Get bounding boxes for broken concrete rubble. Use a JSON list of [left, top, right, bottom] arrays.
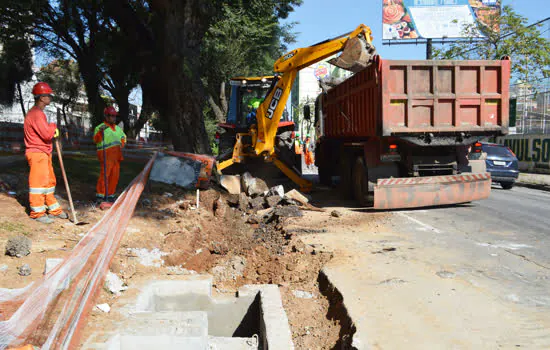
[[250, 196, 265, 210], [219, 175, 241, 194], [241, 172, 269, 197], [18, 264, 31, 276], [284, 189, 309, 206], [5, 235, 32, 258], [238, 193, 250, 211], [265, 195, 282, 208], [105, 271, 127, 295], [267, 185, 285, 198]]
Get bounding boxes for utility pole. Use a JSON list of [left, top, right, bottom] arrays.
[[426, 39, 433, 59]]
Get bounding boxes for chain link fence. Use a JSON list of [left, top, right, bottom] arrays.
[[512, 77, 550, 135]]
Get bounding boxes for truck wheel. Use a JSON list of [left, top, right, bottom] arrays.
[[339, 152, 353, 199], [318, 164, 332, 186], [352, 157, 370, 206]]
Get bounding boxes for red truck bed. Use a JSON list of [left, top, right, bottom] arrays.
[[323, 57, 510, 138]]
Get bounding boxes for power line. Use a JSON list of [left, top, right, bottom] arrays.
[[447, 16, 550, 58]]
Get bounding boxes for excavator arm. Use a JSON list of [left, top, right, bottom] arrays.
[[217, 24, 376, 192], [254, 24, 376, 156]]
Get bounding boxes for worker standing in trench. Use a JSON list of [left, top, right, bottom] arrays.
[[93, 106, 126, 203], [24, 82, 68, 224]]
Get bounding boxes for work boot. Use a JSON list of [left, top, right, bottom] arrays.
[[49, 212, 69, 219], [107, 195, 117, 203], [33, 215, 54, 224]]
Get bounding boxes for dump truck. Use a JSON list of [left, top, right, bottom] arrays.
[[313, 56, 511, 209]]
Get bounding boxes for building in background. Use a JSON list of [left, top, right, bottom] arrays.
[[290, 55, 353, 139]]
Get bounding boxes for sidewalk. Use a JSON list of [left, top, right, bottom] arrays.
[[516, 172, 550, 191]]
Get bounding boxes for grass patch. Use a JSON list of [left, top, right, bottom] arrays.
[[0, 221, 32, 236]]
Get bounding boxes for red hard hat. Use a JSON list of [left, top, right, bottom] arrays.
[[32, 82, 54, 96], [104, 106, 118, 116]]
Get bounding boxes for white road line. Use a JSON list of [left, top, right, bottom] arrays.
[[396, 212, 442, 234]]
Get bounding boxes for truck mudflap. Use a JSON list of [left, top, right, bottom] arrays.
[[374, 173, 492, 210]]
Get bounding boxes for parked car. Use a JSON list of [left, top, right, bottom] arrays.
[[470, 142, 519, 189]]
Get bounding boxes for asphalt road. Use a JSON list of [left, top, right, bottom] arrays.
[[385, 185, 550, 348], [300, 184, 550, 349]]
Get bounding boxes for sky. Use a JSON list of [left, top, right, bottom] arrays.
[[283, 0, 549, 60]]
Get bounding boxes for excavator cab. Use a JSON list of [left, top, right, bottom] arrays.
[[218, 76, 295, 156]]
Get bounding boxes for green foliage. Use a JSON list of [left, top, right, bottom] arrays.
[[0, 38, 33, 105], [434, 6, 550, 84], [36, 59, 82, 109], [201, 0, 301, 121]]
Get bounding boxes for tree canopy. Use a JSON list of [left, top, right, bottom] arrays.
[[434, 6, 550, 84], [0, 0, 302, 152]]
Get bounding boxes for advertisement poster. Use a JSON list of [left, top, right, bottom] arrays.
[[382, 0, 501, 40]]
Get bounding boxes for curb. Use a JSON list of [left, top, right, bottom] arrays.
[[515, 182, 550, 193]]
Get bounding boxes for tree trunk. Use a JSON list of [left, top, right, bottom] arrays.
[[16, 82, 26, 116], [149, 0, 216, 153], [128, 90, 154, 139], [78, 57, 104, 130], [61, 103, 72, 143], [207, 94, 226, 122], [114, 90, 131, 133]]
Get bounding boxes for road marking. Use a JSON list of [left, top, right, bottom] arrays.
[[396, 212, 442, 234], [477, 242, 532, 250]]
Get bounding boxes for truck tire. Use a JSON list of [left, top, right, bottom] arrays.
[[339, 151, 353, 199], [318, 164, 332, 186], [352, 157, 370, 207]]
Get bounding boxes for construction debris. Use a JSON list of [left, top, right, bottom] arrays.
[[95, 303, 111, 313], [292, 290, 315, 299], [104, 271, 127, 295], [5, 235, 32, 258], [220, 175, 242, 194], [331, 210, 342, 218], [18, 264, 31, 276], [284, 189, 309, 206], [241, 172, 269, 197]]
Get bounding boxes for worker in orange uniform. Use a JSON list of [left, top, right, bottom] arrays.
[[24, 82, 68, 224], [304, 134, 315, 169], [93, 106, 126, 202]]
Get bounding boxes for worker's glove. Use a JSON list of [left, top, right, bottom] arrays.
[[54, 128, 59, 138]]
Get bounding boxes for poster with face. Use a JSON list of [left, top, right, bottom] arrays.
[[382, 0, 501, 40]]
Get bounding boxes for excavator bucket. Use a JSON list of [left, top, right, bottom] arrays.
[[328, 36, 376, 73], [374, 173, 492, 210]]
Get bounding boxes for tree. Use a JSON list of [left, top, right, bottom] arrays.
[[201, 1, 300, 122], [0, 37, 34, 115], [0, 2, 34, 114], [36, 59, 83, 141], [434, 6, 550, 85]]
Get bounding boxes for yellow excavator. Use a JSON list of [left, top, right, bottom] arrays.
[[216, 24, 377, 192]]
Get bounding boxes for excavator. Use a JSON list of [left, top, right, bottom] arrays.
[[216, 24, 377, 192]]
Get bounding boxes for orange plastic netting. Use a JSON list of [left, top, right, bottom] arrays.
[[0, 154, 157, 349]]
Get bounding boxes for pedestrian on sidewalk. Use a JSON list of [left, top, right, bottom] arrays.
[[24, 82, 68, 224], [93, 106, 126, 203]]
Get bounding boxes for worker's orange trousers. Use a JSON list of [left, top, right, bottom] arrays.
[[305, 150, 314, 166], [26, 152, 63, 218], [96, 152, 121, 199]]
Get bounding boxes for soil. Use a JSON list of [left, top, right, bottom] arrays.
[[0, 161, 351, 349]]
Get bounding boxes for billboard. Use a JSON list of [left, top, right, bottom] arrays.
[[382, 0, 501, 40]]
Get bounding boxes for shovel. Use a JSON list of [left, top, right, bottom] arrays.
[[54, 138, 88, 225]]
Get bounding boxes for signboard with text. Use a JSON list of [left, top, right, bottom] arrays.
[[382, 0, 501, 40], [497, 135, 550, 173]]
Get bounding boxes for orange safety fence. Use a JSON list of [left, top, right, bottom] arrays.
[[0, 153, 158, 349]]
